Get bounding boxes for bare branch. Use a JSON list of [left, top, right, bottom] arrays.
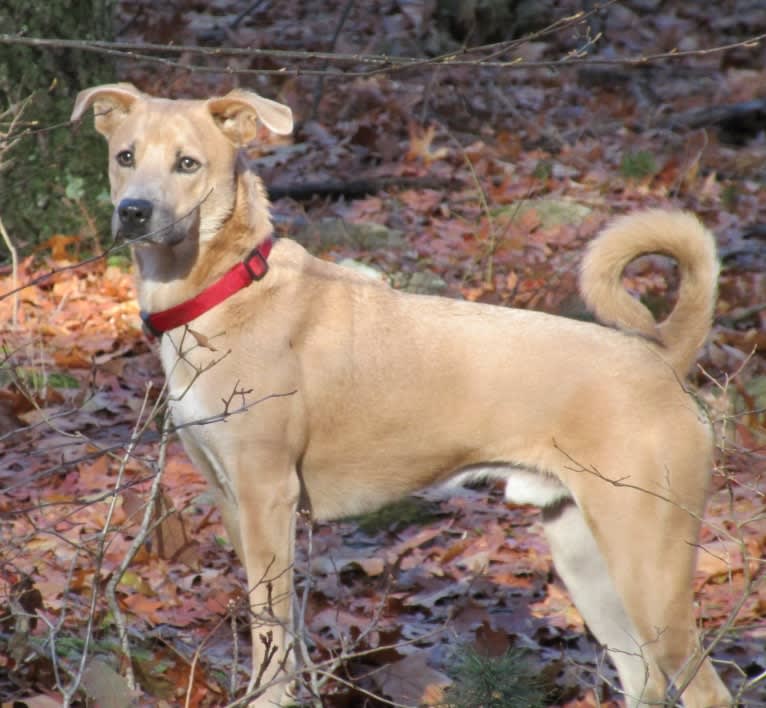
[[0, 27, 763, 80], [104, 400, 171, 691]]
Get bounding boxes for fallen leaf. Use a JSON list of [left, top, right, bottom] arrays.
[[373, 651, 451, 705], [82, 658, 140, 708], [406, 124, 449, 164], [188, 327, 217, 351], [36, 234, 81, 261]]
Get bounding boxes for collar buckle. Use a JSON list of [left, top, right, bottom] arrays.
[[243, 247, 269, 281], [140, 309, 161, 339]]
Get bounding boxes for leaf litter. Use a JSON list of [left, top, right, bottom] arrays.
[[1, 1, 765, 705]]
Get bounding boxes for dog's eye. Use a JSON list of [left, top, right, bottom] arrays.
[[116, 150, 134, 167], [177, 156, 201, 173]]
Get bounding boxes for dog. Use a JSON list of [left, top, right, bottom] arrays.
[[71, 84, 732, 707]]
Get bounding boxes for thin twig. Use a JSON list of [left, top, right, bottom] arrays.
[[59, 383, 155, 703], [0, 98, 28, 327], [309, 0, 354, 122], [0, 217, 18, 327], [0, 28, 763, 78], [230, 0, 267, 30], [104, 397, 170, 690], [0, 187, 214, 302], [184, 611, 232, 708]]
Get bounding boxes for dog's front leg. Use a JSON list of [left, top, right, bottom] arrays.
[[235, 456, 300, 706]]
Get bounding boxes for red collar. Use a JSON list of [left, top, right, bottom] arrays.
[[141, 237, 274, 338]]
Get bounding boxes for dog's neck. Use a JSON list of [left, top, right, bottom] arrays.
[[133, 161, 273, 314]]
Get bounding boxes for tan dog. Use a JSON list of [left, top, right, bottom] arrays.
[[71, 84, 732, 707]]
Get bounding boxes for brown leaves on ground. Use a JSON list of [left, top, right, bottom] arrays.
[[2, 1, 766, 705]]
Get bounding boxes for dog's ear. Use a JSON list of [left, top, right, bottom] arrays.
[[207, 90, 293, 144], [71, 83, 143, 138]]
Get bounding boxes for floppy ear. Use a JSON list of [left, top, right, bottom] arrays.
[[70, 83, 143, 138], [207, 90, 293, 145]]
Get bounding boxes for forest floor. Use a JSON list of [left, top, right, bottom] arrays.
[[1, 1, 765, 706]]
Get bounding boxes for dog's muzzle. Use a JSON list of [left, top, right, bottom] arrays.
[[114, 197, 192, 246]]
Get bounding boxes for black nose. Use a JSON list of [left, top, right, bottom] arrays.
[[118, 199, 153, 231]]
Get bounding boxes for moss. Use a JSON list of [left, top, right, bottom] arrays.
[[348, 496, 444, 535], [619, 150, 658, 180], [0, 1, 115, 251]]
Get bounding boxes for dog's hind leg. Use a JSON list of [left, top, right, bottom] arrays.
[[542, 498, 666, 706], [543, 480, 731, 708]]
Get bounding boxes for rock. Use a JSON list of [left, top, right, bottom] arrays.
[[337, 258, 387, 282], [501, 198, 592, 229], [391, 270, 448, 294], [293, 218, 405, 251], [337, 259, 448, 295]]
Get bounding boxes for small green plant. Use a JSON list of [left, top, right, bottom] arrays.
[[0, 365, 80, 391], [106, 253, 133, 270], [445, 645, 550, 708], [532, 160, 552, 180], [348, 496, 443, 535], [721, 183, 739, 210], [620, 150, 658, 180]]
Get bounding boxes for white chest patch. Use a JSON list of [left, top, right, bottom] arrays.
[[160, 339, 239, 504]]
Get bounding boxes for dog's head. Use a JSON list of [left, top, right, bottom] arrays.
[[71, 83, 293, 249]]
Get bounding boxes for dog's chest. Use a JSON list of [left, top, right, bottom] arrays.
[[159, 338, 219, 419], [158, 336, 238, 494]]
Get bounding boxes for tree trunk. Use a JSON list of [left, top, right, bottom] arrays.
[[0, 1, 116, 246]]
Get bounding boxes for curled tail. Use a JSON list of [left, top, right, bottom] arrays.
[[579, 210, 719, 377]]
